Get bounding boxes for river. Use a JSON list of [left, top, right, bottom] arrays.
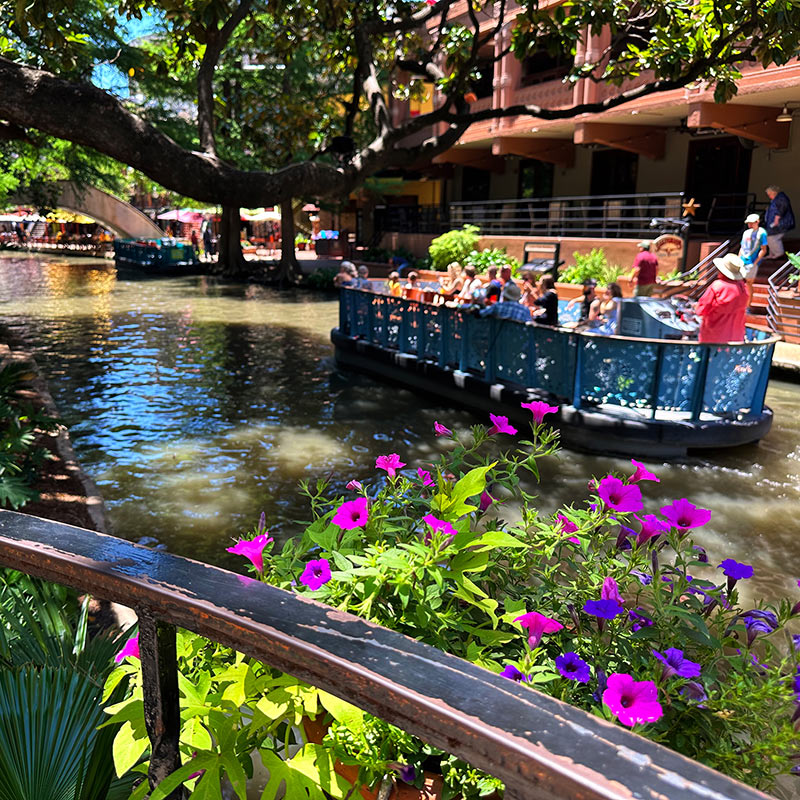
[[1, 252, 798, 605]]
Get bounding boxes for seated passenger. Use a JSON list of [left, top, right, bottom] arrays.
[[404, 271, 420, 290], [481, 266, 503, 305], [520, 272, 538, 309], [387, 271, 402, 296], [352, 265, 372, 290], [564, 279, 598, 325], [440, 262, 464, 295], [531, 275, 559, 327], [479, 281, 531, 322], [455, 266, 482, 304], [589, 282, 623, 335], [333, 261, 356, 288]]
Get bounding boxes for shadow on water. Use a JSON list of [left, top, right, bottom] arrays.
[[0, 253, 799, 601]]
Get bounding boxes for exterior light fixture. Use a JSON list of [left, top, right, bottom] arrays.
[[776, 105, 794, 123]]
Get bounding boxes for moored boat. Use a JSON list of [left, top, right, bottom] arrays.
[[113, 238, 199, 271]]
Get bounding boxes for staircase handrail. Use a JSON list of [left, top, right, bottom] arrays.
[[766, 259, 796, 334], [657, 240, 730, 300]]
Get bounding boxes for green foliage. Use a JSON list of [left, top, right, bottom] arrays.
[[111, 416, 798, 798], [786, 252, 800, 284], [463, 248, 521, 276], [304, 267, 338, 291], [0, 362, 60, 510], [428, 226, 481, 271], [559, 248, 625, 285]]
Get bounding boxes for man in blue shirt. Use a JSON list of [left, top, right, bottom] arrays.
[[479, 281, 531, 322], [764, 185, 795, 258], [739, 212, 767, 306]]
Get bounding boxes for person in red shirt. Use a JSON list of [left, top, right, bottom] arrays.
[[694, 254, 749, 343], [629, 240, 660, 296]]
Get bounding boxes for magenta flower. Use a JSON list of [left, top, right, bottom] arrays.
[[652, 648, 701, 679], [433, 421, 452, 437], [487, 414, 517, 436], [332, 496, 369, 529], [556, 514, 580, 543], [345, 479, 362, 492], [520, 400, 558, 424], [603, 673, 663, 726], [300, 558, 332, 590], [226, 533, 273, 573], [417, 467, 435, 488], [629, 459, 660, 483], [583, 599, 624, 620], [422, 513, 457, 543], [600, 577, 623, 605], [597, 475, 643, 513], [555, 652, 591, 683], [633, 514, 668, 547], [376, 453, 406, 477], [115, 634, 140, 663], [479, 491, 495, 512], [660, 498, 711, 530], [514, 611, 563, 649]]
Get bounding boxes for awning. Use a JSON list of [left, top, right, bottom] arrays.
[[242, 208, 281, 222], [157, 209, 205, 223]]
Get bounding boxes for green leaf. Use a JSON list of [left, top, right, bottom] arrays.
[[112, 720, 149, 777], [318, 691, 364, 730], [471, 531, 528, 551]]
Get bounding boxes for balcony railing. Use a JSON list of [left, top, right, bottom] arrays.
[[0, 510, 773, 800]]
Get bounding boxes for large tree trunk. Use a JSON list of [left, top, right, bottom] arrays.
[[218, 205, 247, 277], [278, 200, 299, 285]]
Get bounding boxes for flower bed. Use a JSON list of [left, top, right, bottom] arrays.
[[106, 410, 799, 799]]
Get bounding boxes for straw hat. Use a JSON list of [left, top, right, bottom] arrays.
[[712, 253, 747, 281], [744, 213, 760, 224], [502, 281, 522, 301]]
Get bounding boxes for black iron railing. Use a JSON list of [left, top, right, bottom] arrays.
[[0, 511, 773, 800]]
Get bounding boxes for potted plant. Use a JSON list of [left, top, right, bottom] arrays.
[[295, 234, 311, 251]]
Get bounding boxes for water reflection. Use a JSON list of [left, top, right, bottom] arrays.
[[0, 253, 798, 603]]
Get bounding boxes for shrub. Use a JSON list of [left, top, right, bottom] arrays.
[[560, 248, 625, 285], [463, 247, 521, 275], [108, 413, 799, 799], [787, 251, 800, 284], [304, 266, 338, 290], [428, 225, 480, 271]]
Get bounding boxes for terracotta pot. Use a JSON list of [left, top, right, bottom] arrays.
[[302, 717, 444, 800]]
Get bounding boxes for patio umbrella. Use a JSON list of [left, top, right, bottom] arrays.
[[302, 203, 320, 212], [243, 208, 281, 222]]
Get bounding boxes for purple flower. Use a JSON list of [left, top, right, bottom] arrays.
[[422, 513, 457, 543], [433, 421, 452, 437], [793, 634, 800, 652], [396, 765, 416, 784], [629, 607, 653, 631], [629, 459, 660, 483], [300, 558, 332, 590], [632, 514, 667, 547], [601, 577, 623, 605], [597, 475, 643, 513], [332, 497, 369, 530], [555, 652, 591, 683], [345, 479, 362, 491], [652, 648, 701, 679], [739, 609, 778, 646], [660, 498, 711, 531], [718, 559, 753, 580], [583, 599, 624, 620], [631, 570, 652, 587], [376, 453, 405, 477], [603, 673, 663, 727], [692, 545, 709, 563], [520, 400, 558, 424], [500, 664, 529, 683], [115, 634, 140, 663], [479, 491, 496, 512], [556, 514, 580, 543], [514, 611, 563, 649], [226, 533, 273, 573], [487, 413, 517, 436], [417, 467, 435, 488], [679, 681, 708, 705]]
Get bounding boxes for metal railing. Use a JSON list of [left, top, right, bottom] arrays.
[[340, 289, 777, 421], [767, 259, 800, 340], [657, 240, 731, 301], [0, 510, 773, 800]]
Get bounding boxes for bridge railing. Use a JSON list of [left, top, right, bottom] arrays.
[[0, 510, 771, 800], [340, 289, 777, 420]]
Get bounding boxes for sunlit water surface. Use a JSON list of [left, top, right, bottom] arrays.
[[1, 253, 799, 607]]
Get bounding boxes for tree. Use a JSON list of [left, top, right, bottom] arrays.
[[2, 0, 799, 278]]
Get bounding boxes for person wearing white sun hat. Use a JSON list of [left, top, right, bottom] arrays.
[[693, 254, 749, 343], [739, 212, 767, 307]]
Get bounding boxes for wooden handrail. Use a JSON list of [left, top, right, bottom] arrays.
[[0, 510, 770, 800]]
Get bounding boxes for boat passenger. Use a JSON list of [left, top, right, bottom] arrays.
[[333, 261, 357, 288], [440, 262, 464, 296], [590, 283, 623, 335], [352, 265, 372, 290], [387, 271, 402, 296], [693, 254, 748, 343], [482, 266, 503, 305], [565, 279, 597, 325], [404, 271, 420, 290], [478, 281, 530, 322], [520, 271, 538, 309], [456, 266, 482, 303], [531, 275, 559, 326]]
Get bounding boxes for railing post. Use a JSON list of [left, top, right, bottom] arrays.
[[439, 308, 450, 368], [690, 347, 711, 421], [418, 303, 426, 358], [527, 325, 537, 388], [571, 335, 583, 409], [649, 344, 664, 419], [399, 300, 409, 353], [459, 313, 470, 372], [138, 608, 183, 799], [367, 293, 375, 343], [485, 318, 497, 381]]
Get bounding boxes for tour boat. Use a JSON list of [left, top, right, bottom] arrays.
[[332, 287, 778, 458], [113, 238, 199, 271]]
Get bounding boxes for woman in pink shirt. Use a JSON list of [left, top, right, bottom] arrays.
[[694, 254, 749, 343]]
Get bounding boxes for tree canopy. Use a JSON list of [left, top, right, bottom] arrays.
[[2, 0, 799, 270]]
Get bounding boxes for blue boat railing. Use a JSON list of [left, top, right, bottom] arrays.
[[339, 290, 778, 421], [113, 239, 198, 267]]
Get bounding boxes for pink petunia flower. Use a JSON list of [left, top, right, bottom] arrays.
[[603, 673, 663, 726], [556, 514, 580, 543], [514, 611, 563, 649], [629, 459, 659, 483], [422, 513, 458, 543], [479, 491, 495, 512], [417, 467, 435, 488], [226, 533, 273, 573], [520, 400, 558, 424], [376, 453, 406, 477], [597, 475, 643, 513], [487, 414, 517, 436], [332, 497, 369, 530], [115, 634, 140, 664], [633, 514, 668, 547], [346, 479, 363, 492], [300, 558, 332, 590], [601, 576, 624, 605], [660, 498, 711, 531], [433, 421, 452, 437]]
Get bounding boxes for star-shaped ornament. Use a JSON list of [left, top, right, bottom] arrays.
[[682, 197, 701, 217]]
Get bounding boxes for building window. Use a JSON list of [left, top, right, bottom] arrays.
[[461, 167, 491, 202], [590, 149, 639, 195], [518, 159, 554, 199], [520, 51, 573, 87], [471, 59, 495, 98]]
